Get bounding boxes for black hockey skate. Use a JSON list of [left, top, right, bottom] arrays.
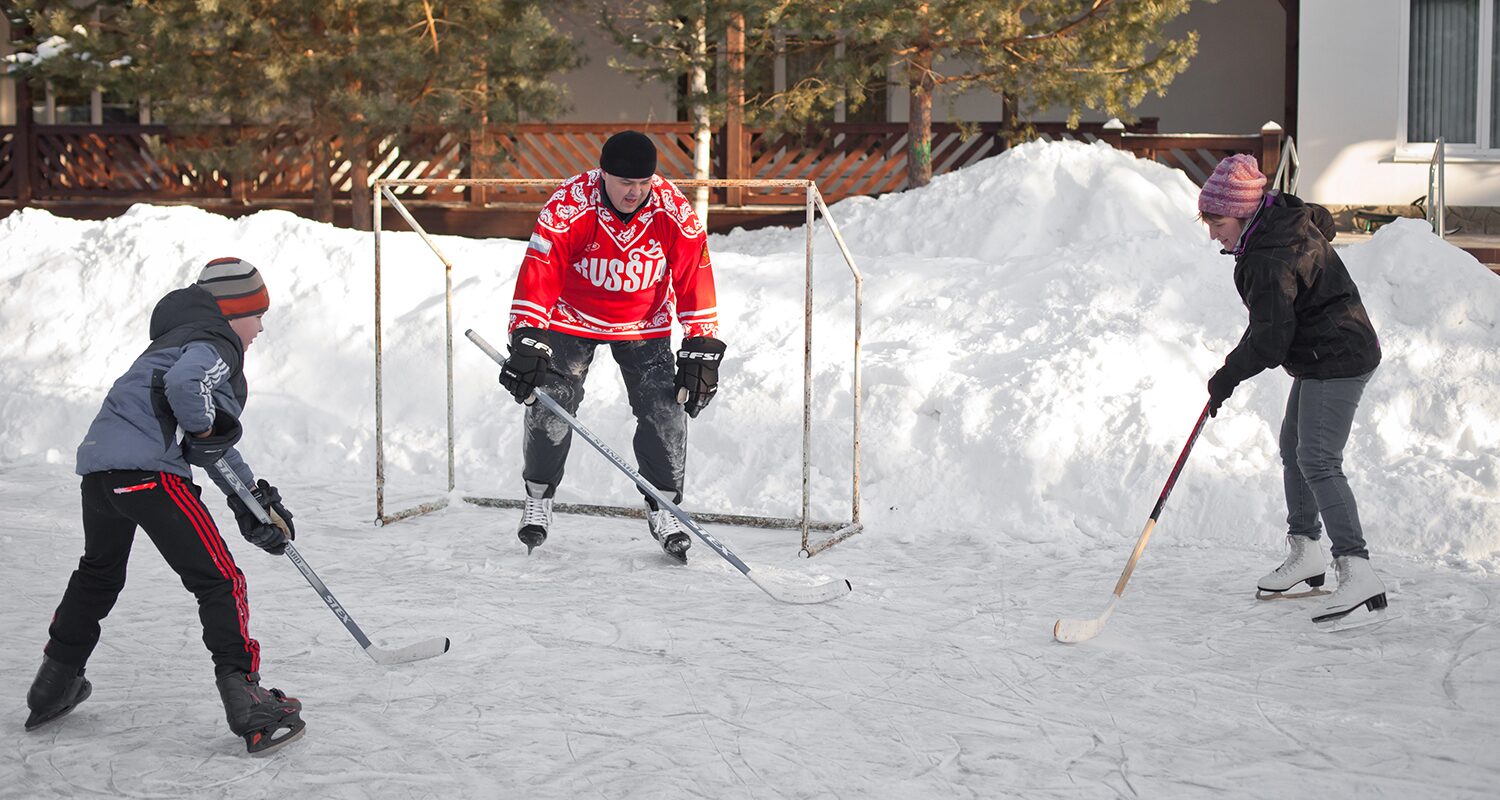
[[517, 525, 547, 555], [216, 671, 306, 756], [648, 508, 691, 564], [517, 481, 553, 555], [25, 656, 92, 731]]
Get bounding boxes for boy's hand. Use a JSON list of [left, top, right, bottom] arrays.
[[181, 409, 243, 467], [226, 479, 295, 555]]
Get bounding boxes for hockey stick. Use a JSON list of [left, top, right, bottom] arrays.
[[212, 459, 451, 664], [467, 329, 851, 605], [1053, 402, 1210, 643]]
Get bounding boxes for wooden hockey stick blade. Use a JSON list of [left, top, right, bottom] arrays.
[[365, 636, 451, 665], [1053, 596, 1119, 643]]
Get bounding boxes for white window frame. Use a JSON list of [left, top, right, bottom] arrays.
[[1396, 0, 1500, 161]]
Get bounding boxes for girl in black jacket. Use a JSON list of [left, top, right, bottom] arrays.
[[1198, 154, 1387, 629]]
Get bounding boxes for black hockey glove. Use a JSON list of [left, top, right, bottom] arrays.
[[1207, 368, 1238, 418], [226, 479, 295, 556], [499, 327, 553, 405], [674, 336, 727, 419], [181, 408, 244, 468]]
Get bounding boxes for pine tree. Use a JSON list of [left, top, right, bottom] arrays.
[[773, 0, 1198, 187], [598, 1, 775, 219], [10, 0, 577, 227]]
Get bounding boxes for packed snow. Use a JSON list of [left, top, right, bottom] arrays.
[[1, 140, 1497, 798]]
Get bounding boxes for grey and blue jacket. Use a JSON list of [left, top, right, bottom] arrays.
[[76, 285, 257, 495]]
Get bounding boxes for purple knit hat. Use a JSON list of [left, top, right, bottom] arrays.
[[1198, 154, 1267, 218]]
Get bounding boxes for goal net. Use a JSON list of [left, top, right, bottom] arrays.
[[371, 177, 863, 556]]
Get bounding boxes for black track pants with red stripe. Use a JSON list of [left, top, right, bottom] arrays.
[[45, 470, 260, 677]]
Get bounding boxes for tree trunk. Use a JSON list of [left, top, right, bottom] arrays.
[[691, 12, 711, 223], [349, 132, 372, 231], [724, 14, 746, 207], [470, 72, 492, 208], [311, 136, 334, 224], [907, 46, 935, 188]]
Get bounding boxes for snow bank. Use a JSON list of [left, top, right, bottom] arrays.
[[1, 139, 1496, 566]]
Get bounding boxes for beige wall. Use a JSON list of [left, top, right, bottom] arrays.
[[1129, 0, 1287, 133], [1299, 0, 1500, 206], [547, 9, 678, 124], [555, 2, 1289, 137], [900, 0, 1288, 134]]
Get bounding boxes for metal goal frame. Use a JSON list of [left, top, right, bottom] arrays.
[[372, 177, 863, 557]]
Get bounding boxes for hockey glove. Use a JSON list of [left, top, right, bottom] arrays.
[[674, 336, 727, 419], [181, 408, 244, 468], [1207, 368, 1238, 418], [226, 479, 295, 556], [499, 327, 553, 405]]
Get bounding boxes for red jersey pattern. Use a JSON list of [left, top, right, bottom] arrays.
[[508, 170, 719, 341]]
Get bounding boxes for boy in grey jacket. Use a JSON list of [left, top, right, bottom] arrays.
[[25, 257, 306, 755]]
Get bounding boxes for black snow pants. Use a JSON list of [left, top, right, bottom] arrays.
[[522, 333, 686, 508], [44, 470, 260, 678]]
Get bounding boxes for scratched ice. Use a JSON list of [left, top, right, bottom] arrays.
[[2, 141, 1496, 798]]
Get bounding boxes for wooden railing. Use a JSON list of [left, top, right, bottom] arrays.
[[0, 119, 1280, 209], [0, 129, 15, 199]]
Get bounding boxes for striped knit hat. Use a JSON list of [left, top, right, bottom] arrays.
[[197, 257, 269, 319], [1198, 154, 1267, 219]]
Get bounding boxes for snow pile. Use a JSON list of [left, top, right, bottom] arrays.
[[1, 139, 1496, 566]]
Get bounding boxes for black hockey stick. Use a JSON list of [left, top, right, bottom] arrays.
[[468, 329, 851, 604], [212, 460, 450, 664], [1053, 402, 1210, 643]]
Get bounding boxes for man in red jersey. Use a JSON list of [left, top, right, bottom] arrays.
[[498, 131, 726, 562]]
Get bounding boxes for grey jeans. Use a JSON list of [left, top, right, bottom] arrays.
[[1280, 369, 1375, 559], [521, 333, 686, 508]]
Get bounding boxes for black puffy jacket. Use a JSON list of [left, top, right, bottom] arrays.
[[1219, 192, 1381, 384]]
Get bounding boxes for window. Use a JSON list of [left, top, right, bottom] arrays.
[[1405, 0, 1499, 151]]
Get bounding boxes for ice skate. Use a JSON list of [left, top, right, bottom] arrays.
[[24, 656, 92, 731], [1256, 535, 1329, 600], [216, 671, 306, 756], [647, 507, 691, 564], [1312, 556, 1389, 630], [517, 480, 553, 555]]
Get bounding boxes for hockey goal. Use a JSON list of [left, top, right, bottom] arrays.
[[371, 177, 863, 557]]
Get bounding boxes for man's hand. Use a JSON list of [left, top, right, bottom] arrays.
[[675, 337, 727, 419], [500, 327, 552, 405], [226, 479, 295, 555]]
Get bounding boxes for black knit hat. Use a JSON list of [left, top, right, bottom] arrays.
[[599, 131, 657, 179]]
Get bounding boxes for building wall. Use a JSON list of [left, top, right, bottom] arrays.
[[1300, 0, 1500, 206], [914, 0, 1288, 134], [546, 9, 679, 124], [554, 2, 1289, 137]]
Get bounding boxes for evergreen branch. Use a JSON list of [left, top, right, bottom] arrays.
[[421, 0, 439, 53]]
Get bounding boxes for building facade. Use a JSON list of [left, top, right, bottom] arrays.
[[1299, 0, 1500, 217]]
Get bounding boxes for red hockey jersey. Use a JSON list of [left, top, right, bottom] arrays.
[[508, 170, 719, 341]]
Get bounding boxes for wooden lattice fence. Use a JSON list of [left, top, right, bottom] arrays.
[[0, 120, 1280, 212], [0, 129, 15, 199]]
